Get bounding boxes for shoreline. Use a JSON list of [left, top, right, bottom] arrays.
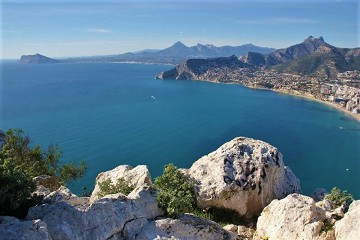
[[245, 85, 360, 123], [191, 79, 360, 123]]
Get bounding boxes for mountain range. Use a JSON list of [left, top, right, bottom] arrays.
[[20, 42, 275, 65], [157, 36, 360, 79]]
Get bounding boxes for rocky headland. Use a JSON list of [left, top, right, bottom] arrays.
[[20, 54, 60, 64], [0, 137, 358, 240], [156, 36, 360, 121]]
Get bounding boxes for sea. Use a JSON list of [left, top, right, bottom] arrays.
[[1, 61, 359, 198]]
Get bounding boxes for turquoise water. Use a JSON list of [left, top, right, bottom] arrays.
[[1, 62, 359, 197]]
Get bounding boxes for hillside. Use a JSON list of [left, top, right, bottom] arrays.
[[65, 42, 275, 64], [158, 36, 360, 79], [20, 54, 60, 64]]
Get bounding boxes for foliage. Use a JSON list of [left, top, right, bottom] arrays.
[[154, 163, 196, 218], [81, 186, 92, 197], [0, 128, 87, 217], [192, 207, 247, 227], [98, 177, 135, 197], [0, 129, 87, 185], [325, 187, 354, 210], [320, 219, 334, 234]]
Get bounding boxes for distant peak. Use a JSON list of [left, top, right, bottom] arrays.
[[172, 41, 187, 48], [304, 35, 325, 43]]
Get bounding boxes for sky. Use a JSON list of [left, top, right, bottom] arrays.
[[1, 0, 359, 59]]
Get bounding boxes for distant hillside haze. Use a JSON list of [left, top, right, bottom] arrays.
[[20, 42, 276, 64]]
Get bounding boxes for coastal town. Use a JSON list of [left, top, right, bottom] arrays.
[[197, 67, 360, 119]]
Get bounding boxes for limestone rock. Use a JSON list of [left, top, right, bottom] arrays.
[[237, 225, 255, 239], [136, 214, 235, 240], [254, 193, 327, 240], [90, 164, 152, 203], [0, 217, 50, 240], [335, 200, 360, 240], [26, 185, 163, 240], [188, 137, 301, 217], [33, 175, 61, 192]]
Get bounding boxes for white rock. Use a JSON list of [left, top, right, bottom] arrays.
[[26, 186, 163, 240], [254, 193, 328, 240], [90, 165, 152, 203], [335, 200, 360, 240], [188, 137, 301, 217], [135, 214, 235, 240], [0, 217, 50, 240]]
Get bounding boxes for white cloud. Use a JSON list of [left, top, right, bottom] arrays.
[[85, 28, 112, 33], [237, 17, 318, 25]]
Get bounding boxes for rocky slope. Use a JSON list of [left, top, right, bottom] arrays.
[[0, 137, 359, 240], [157, 36, 360, 79], [187, 137, 301, 218], [20, 54, 60, 64]]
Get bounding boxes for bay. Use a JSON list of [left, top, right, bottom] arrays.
[[1, 62, 359, 197]]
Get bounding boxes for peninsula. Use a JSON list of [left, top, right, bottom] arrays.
[[157, 36, 360, 121]]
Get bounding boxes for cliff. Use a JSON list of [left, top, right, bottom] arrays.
[[157, 36, 360, 80], [20, 54, 60, 64], [0, 137, 358, 240]]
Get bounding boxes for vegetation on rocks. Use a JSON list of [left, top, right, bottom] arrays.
[[154, 163, 196, 218], [97, 177, 135, 197], [0, 128, 87, 217], [325, 187, 354, 210]]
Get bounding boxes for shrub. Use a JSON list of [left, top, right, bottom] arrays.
[[192, 207, 247, 227], [0, 128, 87, 217], [325, 187, 354, 210], [98, 177, 135, 197], [154, 163, 196, 218]]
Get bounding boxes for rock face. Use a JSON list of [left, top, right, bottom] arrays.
[[20, 54, 60, 64], [335, 200, 360, 240], [254, 194, 327, 240], [188, 137, 301, 217], [136, 214, 235, 240], [0, 216, 50, 240], [25, 186, 163, 240], [33, 175, 61, 192], [90, 164, 152, 203]]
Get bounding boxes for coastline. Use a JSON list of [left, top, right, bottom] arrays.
[[255, 87, 360, 123], [194, 79, 360, 123]]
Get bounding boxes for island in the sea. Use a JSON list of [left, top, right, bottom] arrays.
[[20, 54, 60, 64]]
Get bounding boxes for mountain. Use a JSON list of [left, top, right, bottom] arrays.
[[67, 42, 276, 64], [20, 54, 60, 64], [158, 36, 360, 79]]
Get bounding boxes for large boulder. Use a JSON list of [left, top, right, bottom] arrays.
[[188, 137, 301, 217], [254, 194, 329, 240], [335, 200, 360, 240], [0, 216, 50, 240], [90, 165, 152, 203], [136, 214, 235, 240], [26, 186, 163, 240]]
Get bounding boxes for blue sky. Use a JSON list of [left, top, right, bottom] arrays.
[[1, 0, 359, 59]]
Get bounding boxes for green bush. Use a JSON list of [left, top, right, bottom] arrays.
[[325, 187, 354, 210], [0, 128, 87, 217], [154, 163, 196, 218], [98, 177, 135, 197]]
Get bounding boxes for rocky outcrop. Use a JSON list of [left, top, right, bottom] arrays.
[[25, 185, 163, 240], [254, 194, 329, 240], [136, 214, 235, 240], [0, 216, 50, 240], [33, 175, 61, 192], [187, 137, 301, 217], [335, 200, 360, 240], [90, 164, 152, 203], [20, 54, 60, 64]]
